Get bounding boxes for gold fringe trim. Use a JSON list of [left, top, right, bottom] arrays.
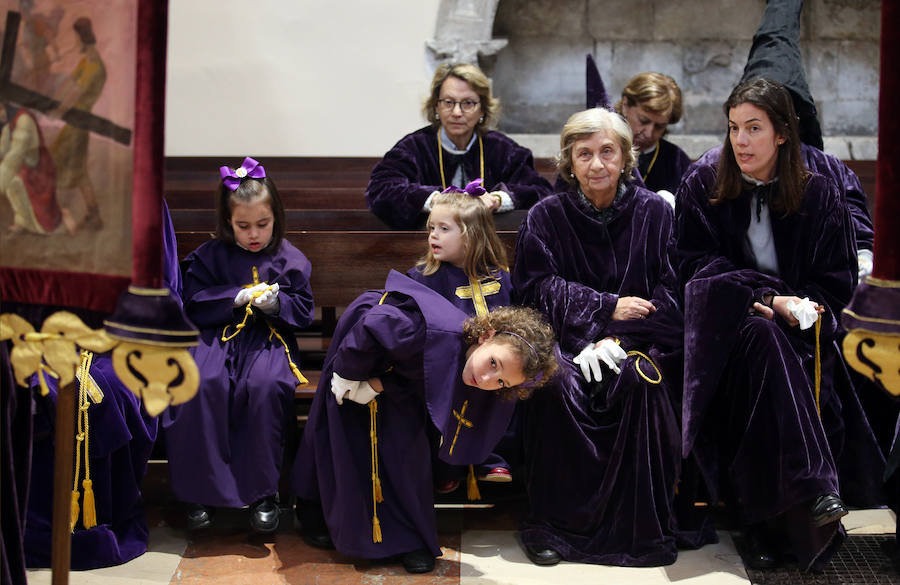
[[369, 400, 383, 542]]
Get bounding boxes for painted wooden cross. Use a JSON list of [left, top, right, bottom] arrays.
[[1, 10, 131, 145]]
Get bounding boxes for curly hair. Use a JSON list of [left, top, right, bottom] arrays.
[[416, 190, 508, 280], [462, 306, 558, 400]]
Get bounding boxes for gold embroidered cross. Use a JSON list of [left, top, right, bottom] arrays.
[[455, 278, 501, 317], [448, 399, 473, 456]]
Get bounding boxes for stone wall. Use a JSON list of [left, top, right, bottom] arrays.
[[486, 0, 880, 152]]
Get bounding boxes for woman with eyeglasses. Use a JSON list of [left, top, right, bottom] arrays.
[[365, 63, 553, 229]]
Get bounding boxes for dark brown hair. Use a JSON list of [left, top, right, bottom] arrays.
[[73, 17, 96, 46], [215, 173, 285, 254], [714, 78, 808, 215]]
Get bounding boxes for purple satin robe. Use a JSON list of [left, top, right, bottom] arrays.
[[1, 343, 30, 584], [292, 271, 516, 560], [675, 163, 866, 570], [366, 126, 553, 228], [163, 238, 314, 508], [512, 184, 709, 566]]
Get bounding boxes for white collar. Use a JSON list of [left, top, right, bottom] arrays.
[[439, 126, 477, 154]]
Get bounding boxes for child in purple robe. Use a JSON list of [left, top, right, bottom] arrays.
[[406, 181, 516, 494], [292, 271, 557, 574], [675, 79, 855, 571], [365, 63, 553, 229], [162, 157, 314, 534]]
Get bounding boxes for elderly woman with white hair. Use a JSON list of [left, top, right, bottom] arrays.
[[512, 108, 712, 566]]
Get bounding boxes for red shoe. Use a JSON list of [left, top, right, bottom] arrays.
[[435, 479, 460, 494], [478, 467, 512, 483]]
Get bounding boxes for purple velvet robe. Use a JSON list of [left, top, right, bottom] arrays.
[[638, 138, 691, 194], [512, 183, 708, 566], [690, 144, 874, 251], [406, 263, 515, 475], [19, 201, 181, 570], [292, 271, 516, 560], [366, 126, 553, 228], [1, 343, 30, 585], [675, 163, 862, 570], [163, 239, 314, 508], [24, 357, 156, 569]]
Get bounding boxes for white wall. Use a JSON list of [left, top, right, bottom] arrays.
[[165, 0, 441, 157]]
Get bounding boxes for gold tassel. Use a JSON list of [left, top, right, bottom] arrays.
[[81, 479, 97, 528], [70, 490, 80, 532], [373, 475, 384, 504], [372, 514, 383, 543], [814, 319, 822, 415], [467, 465, 482, 501]]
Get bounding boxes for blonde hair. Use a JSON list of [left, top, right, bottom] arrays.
[[423, 63, 501, 132], [416, 191, 508, 280], [463, 306, 559, 400], [615, 72, 684, 124], [557, 108, 637, 187]]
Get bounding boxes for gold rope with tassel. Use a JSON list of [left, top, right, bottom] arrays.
[[466, 465, 482, 501], [222, 267, 308, 385], [814, 318, 822, 415], [369, 400, 383, 543], [625, 350, 663, 385], [80, 351, 97, 528], [70, 351, 94, 531]]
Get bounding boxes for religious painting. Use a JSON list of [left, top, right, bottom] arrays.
[[0, 0, 136, 311]]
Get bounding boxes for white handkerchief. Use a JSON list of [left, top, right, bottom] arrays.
[[786, 297, 819, 330]]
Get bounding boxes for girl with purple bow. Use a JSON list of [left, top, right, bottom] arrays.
[[162, 157, 314, 534], [406, 179, 518, 494]]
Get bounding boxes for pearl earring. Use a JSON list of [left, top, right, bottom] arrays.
[[569, 172, 575, 178], [479, 116, 484, 123], [435, 113, 440, 120]]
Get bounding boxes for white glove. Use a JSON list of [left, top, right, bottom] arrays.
[[657, 190, 676, 209], [346, 380, 379, 404], [573, 338, 627, 383], [252, 282, 280, 313], [858, 249, 873, 281], [422, 190, 441, 213], [786, 297, 819, 330], [330, 373, 360, 405], [233, 282, 269, 307]]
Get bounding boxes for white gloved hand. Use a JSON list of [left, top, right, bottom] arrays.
[[330, 373, 361, 405], [345, 380, 379, 404], [858, 249, 873, 281], [786, 297, 819, 330], [595, 338, 628, 373], [233, 282, 269, 307], [422, 190, 442, 213], [574, 339, 627, 383], [252, 282, 280, 313], [657, 189, 676, 209]]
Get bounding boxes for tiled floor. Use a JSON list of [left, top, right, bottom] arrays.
[[24, 462, 899, 585]]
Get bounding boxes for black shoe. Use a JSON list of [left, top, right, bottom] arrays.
[[523, 543, 561, 566], [400, 549, 435, 573], [811, 493, 848, 527], [186, 503, 214, 531], [250, 497, 280, 533], [743, 528, 780, 570]]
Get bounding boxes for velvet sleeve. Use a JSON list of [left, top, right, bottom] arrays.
[[816, 152, 874, 251], [674, 165, 739, 286], [365, 134, 440, 229], [264, 243, 315, 332], [488, 134, 553, 209], [512, 208, 618, 355], [332, 301, 426, 382], [181, 246, 245, 330]]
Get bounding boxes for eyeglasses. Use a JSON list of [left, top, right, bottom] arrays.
[[436, 98, 480, 113]]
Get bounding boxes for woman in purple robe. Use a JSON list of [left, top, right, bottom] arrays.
[[675, 78, 855, 571], [512, 107, 711, 567], [292, 271, 557, 574], [365, 63, 553, 229], [615, 72, 691, 197], [162, 157, 314, 534]]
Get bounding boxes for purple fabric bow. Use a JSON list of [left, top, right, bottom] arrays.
[[219, 156, 266, 191], [441, 178, 486, 197]]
